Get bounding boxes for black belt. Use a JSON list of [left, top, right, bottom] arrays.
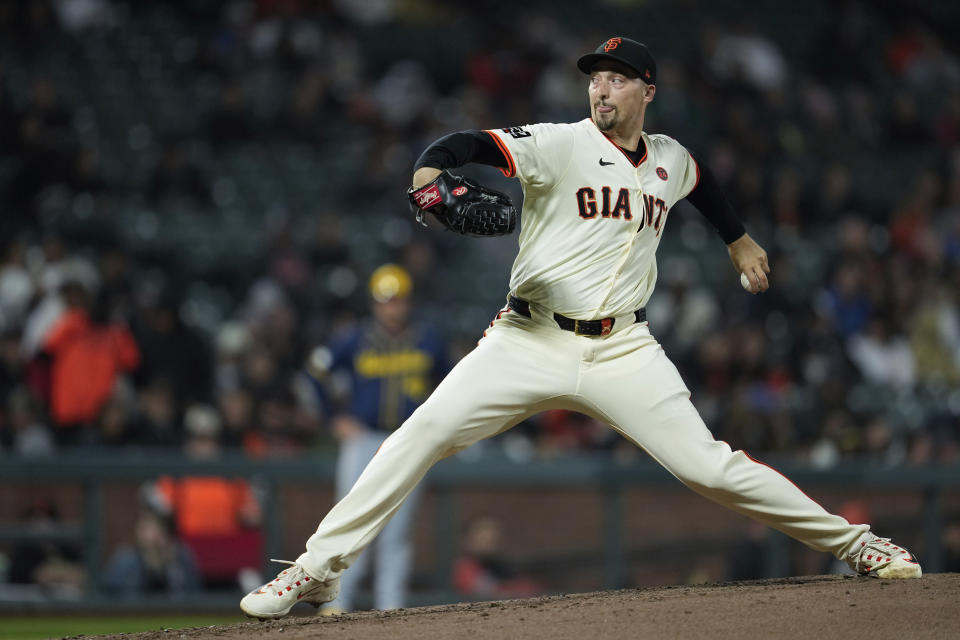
[[508, 296, 645, 337]]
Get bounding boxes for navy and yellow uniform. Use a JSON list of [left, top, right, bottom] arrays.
[[326, 321, 448, 433]]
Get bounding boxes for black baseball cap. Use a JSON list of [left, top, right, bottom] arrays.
[[577, 37, 656, 84]]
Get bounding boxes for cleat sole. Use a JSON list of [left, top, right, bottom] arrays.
[[241, 603, 295, 619], [876, 563, 922, 579]]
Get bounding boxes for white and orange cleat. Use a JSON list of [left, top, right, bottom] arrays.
[[240, 559, 340, 619], [846, 535, 922, 579]]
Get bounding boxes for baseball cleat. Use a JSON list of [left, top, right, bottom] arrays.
[[240, 559, 340, 619], [846, 535, 922, 579]]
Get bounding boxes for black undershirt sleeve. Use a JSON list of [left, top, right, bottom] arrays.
[[416, 134, 745, 243], [414, 130, 508, 171], [685, 154, 746, 245]]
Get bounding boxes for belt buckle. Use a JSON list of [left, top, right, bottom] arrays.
[[573, 318, 613, 336], [600, 318, 613, 337]]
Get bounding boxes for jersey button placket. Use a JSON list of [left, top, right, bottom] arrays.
[[634, 165, 647, 233]]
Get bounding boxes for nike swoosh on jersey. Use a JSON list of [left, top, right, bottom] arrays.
[[599, 158, 615, 166]]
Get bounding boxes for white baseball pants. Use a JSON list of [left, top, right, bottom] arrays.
[[325, 430, 420, 611], [298, 301, 869, 582]]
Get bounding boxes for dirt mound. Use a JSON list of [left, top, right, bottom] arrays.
[[85, 573, 959, 640]]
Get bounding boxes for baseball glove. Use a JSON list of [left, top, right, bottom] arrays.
[[407, 171, 517, 237]]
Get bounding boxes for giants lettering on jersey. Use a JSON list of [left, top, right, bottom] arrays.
[[642, 194, 668, 234], [576, 187, 632, 220]]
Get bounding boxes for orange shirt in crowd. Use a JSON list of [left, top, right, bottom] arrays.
[[155, 476, 261, 537], [44, 309, 140, 426]]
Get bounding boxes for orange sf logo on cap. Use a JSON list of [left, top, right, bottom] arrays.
[[604, 37, 622, 52]]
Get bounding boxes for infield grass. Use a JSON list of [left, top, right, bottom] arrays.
[[0, 615, 245, 639]]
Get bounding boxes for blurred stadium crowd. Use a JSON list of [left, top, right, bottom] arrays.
[[1, 0, 960, 472]]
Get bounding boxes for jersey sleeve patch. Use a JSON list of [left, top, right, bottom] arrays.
[[502, 126, 532, 139]]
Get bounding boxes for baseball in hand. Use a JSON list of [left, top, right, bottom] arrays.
[[740, 272, 752, 291]]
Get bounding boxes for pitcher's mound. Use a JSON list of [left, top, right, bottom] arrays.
[[92, 573, 959, 640]]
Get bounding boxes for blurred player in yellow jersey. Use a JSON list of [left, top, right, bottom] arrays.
[[308, 264, 449, 612]]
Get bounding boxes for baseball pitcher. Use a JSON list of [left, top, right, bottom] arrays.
[[241, 36, 920, 619]]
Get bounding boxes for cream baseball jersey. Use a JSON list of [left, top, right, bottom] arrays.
[[242, 36, 917, 621], [485, 119, 699, 319]]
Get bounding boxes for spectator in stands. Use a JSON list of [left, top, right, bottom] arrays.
[[95, 247, 134, 321], [847, 315, 916, 387], [132, 291, 212, 407], [6, 77, 74, 224], [3, 385, 54, 456], [769, 166, 807, 231], [910, 281, 960, 386], [239, 343, 282, 400], [861, 416, 901, 466], [887, 23, 960, 90], [217, 386, 257, 450], [537, 410, 623, 458], [452, 516, 541, 599], [93, 382, 137, 447], [152, 404, 263, 589], [43, 280, 139, 445], [645, 257, 720, 364], [101, 507, 201, 598], [0, 328, 28, 415], [20, 235, 100, 360], [131, 377, 180, 447], [212, 320, 253, 392], [819, 261, 872, 339], [890, 169, 941, 260], [244, 386, 310, 457], [0, 238, 34, 332], [707, 19, 789, 92], [6, 498, 85, 597]]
